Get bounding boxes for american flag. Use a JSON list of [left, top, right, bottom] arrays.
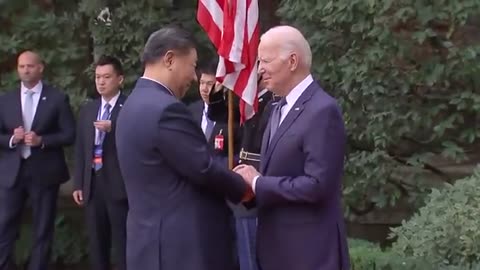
[[197, 0, 260, 122]]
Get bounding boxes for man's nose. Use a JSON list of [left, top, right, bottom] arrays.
[[257, 65, 265, 75]]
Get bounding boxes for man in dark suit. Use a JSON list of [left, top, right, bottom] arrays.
[[235, 25, 351, 270], [188, 59, 241, 160], [115, 26, 252, 270], [206, 72, 276, 270], [72, 55, 128, 270], [0, 50, 75, 270]]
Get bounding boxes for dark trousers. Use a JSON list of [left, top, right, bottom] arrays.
[[0, 159, 59, 270], [86, 169, 128, 270], [235, 217, 260, 270]]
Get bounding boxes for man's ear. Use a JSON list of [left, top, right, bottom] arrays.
[[289, 53, 299, 72], [39, 63, 45, 74], [164, 50, 175, 69]]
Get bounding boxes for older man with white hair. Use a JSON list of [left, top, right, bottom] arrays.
[[234, 25, 350, 270]]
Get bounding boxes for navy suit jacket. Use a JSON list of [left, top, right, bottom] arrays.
[[0, 84, 75, 188], [256, 80, 350, 270], [115, 78, 248, 270], [73, 94, 127, 203]]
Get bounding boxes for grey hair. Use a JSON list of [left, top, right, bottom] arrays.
[[141, 25, 196, 65]]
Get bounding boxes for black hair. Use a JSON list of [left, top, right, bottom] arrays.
[[141, 25, 196, 64], [95, 55, 124, 76]]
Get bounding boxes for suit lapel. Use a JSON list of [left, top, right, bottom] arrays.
[[209, 122, 224, 144], [261, 82, 317, 173], [13, 89, 24, 127], [85, 99, 101, 151], [31, 85, 49, 130], [109, 94, 126, 122], [260, 119, 271, 174], [197, 102, 204, 127]]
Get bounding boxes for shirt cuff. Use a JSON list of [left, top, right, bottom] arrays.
[[9, 135, 17, 149], [252, 175, 260, 193]]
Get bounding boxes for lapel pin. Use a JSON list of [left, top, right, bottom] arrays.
[[42, 96, 46, 101], [119, 104, 123, 107], [259, 98, 263, 102], [294, 107, 300, 111]]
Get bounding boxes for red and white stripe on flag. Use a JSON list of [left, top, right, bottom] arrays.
[[197, 0, 260, 123]]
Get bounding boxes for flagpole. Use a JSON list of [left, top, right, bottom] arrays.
[[227, 89, 234, 170], [226, 0, 235, 170]]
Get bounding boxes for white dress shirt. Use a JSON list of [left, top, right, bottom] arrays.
[[252, 74, 314, 192], [201, 103, 216, 135], [279, 74, 313, 125], [95, 92, 120, 145], [9, 81, 43, 148]]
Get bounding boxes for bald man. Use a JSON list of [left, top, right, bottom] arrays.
[[234, 26, 350, 270], [0, 50, 75, 270]]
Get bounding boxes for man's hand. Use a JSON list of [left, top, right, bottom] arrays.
[[233, 164, 260, 186], [94, 120, 112, 132], [24, 131, 42, 146], [213, 81, 224, 93], [241, 187, 255, 202], [72, 190, 84, 206], [12, 126, 25, 144]]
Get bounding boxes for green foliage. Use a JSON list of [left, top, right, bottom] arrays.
[[349, 238, 480, 269], [84, 1, 171, 91], [390, 167, 480, 266], [0, 0, 213, 113], [278, 0, 480, 217], [83, 0, 213, 97], [0, 3, 89, 114]]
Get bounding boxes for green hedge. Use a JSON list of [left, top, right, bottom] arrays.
[[349, 239, 480, 270], [391, 167, 480, 267]]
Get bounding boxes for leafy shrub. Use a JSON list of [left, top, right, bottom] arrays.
[[349, 238, 480, 269], [391, 167, 480, 267]]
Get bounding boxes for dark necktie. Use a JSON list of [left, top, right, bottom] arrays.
[[97, 103, 111, 144], [269, 98, 287, 143], [93, 103, 111, 171]]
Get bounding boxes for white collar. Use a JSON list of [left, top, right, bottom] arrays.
[[101, 91, 121, 109], [21, 81, 43, 94], [285, 74, 313, 106]]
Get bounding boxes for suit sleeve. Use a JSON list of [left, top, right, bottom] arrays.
[[155, 102, 248, 203], [0, 96, 11, 149], [73, 105, 87, 191], [255, 104, 346, 207], [41, 94, 76, 148]]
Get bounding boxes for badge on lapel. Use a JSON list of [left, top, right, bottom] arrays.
[[42, 96, 47, 101], [214, 129, 224, 150]]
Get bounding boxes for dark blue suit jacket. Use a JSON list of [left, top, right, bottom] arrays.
[[256, 80, 350, 270], [0, 84, 75, 188], [115, 78, 248, 270]]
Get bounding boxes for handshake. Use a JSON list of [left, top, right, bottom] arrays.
[[233, 164, 260, 186], [233, 164, 260, 202]]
